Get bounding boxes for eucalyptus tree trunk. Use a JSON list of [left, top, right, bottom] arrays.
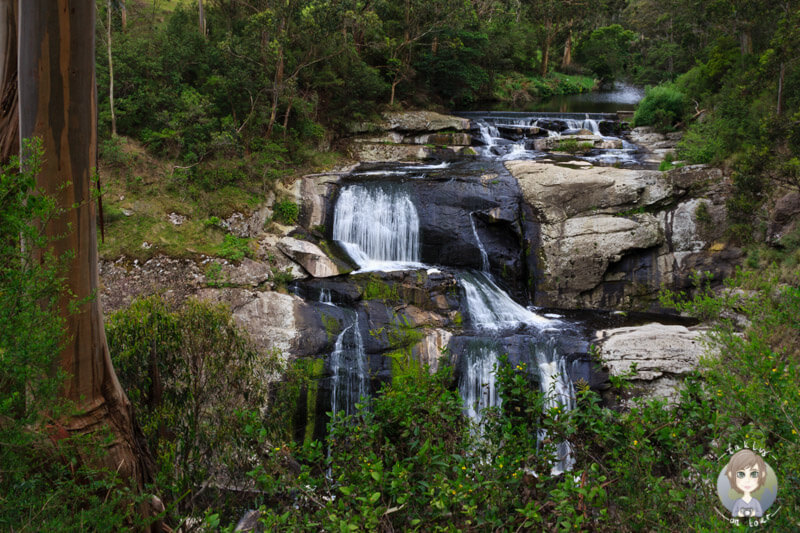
[[107, 0, 117, 136], [0, 0, 17, 163], [198, 0, 205, 36], [18, 0, 152, 493]]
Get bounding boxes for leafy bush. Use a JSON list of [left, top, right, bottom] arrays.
[[273, 199, 300, 225], [106, 296, 274, 520], [575, 24, 636, 83], [1, 141, 149, 531], [633, 84, 689, 131], [554, 138, 594, 154], [218, 234, 251, 261]]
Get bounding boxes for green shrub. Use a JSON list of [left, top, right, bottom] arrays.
[[106, 295, 275, 521], [575, 24, 636, 83], [273, 199, 300, 225], [633, 84, 689, 131], [1, 140, 148, 531], [554, 138, 593, 154], [218, 234, 251, 261]]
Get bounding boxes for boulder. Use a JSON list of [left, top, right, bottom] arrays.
[[349, 143, 433, 162], [541, 214, 663, 295], [507, 161, 668, 223], [278, 236, 340, 278], [382, 111, 471, 133], [222, 202, 273, 238], [347, 111, 471, 135], [218, 257, 272, 287], [412, 329, 453, 372], [255, 235, 307, 281], [595, 323, 711, 403], [506, 160, 739, 310], [196, 288, 327, 358], [768, 191, 800, 243]]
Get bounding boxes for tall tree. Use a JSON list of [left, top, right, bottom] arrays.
[[18, 0, 152, 496], [526, 0, 586, 76], [0, 0, 16, 162]]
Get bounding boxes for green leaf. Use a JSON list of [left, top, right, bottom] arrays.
[[369, 492, 381, 504]]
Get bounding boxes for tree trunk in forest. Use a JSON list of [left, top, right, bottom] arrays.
[[777, 62, 785, 116], [107, 0, 117, 136], [198, 0, 205, 36], [0, 0, 17, 163], [541, 29, 551, 77], [561, 28, 572, 69], [739, 30, 752, 55], [266, 44, 284, 137], [19, 0, 153, 498]]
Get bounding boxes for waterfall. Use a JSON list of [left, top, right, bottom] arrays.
[[458, 340, 502, 423], [460, 271, 552, 331], [319, 288, 332, 305], [582, 117, 601, 136], [532, 337, 576, 474], [329, 311, 369, 417], [333, 184, 422, 270], [469, 213, 490, 272], [477, 122, 498, 147]]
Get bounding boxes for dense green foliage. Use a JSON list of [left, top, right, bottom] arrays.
[[95, 0, 628, 180], [633, 84, 688, 130], [105, 295, 273, 520], [0, 143, 148, 531], [207, 264, 800, 531]]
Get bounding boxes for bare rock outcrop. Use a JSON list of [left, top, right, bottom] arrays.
[[595, 323, 711, 403], [277, 236, 341, 278], [507, 160, 739, 310]]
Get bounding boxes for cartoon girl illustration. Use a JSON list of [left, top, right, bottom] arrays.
[[725, 449, 767, 517]]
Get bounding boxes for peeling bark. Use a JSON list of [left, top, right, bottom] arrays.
[[18, 0, 153, 496], [0, 0, 17, 163]]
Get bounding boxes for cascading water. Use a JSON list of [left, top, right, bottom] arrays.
[[469, 213, 490, 272], [458, 340, 502, 423], [328, 311, 370, 417], [532, 337, 576, 474], [460, 271, 552, 331], [333, 184, 422, 271]]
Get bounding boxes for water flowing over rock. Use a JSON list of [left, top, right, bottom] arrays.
[[328, 310, 370, 417], [333, 184, 422, 269], [460, 271, 552, 331], [458, 340, 503, 423]]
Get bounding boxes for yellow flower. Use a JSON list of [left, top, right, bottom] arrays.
[[772, 368, 777, 372], [499, 464, 503, 468], [792, 429, 797, 435], [671, 433, 676, 438], [633, 440, 638, 446], [461, 466, 466, 471]]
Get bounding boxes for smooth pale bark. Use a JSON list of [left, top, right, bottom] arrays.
[[18, 0, 151, 489], [198, 0, 205, 36], [107, 0, 116, 136], [0, 0, 17, 163]]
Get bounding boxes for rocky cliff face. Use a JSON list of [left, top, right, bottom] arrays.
[[507, 160, 742, 311]]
